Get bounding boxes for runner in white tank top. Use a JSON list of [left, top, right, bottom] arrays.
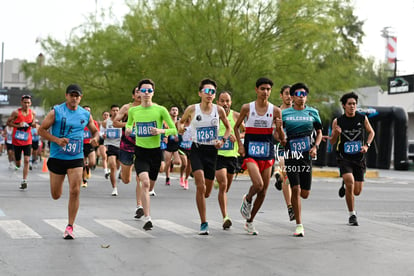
[[178, 78, 231, 235]]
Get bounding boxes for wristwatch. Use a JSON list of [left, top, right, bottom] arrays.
[[314, 144, 319, 150], [366, 143, 371, 148]]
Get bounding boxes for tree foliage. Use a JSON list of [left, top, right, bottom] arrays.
[[23, 0, 375, 120]]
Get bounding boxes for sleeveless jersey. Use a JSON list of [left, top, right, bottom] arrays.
[[282, 106, 322, 155], [83, 120, 99, 144], [120, 103, 136, 153], [104, 118, 122, 147], [12, 108, 33, 146], [6, 126, 13, 145], [243, 102, 274, 160], [191, 104, 219, 146], [218, 110, 238, 157], [31, 127, 40, 142], [50, 103, 90, 160], [336, 112, 366, 161], [179, 125, 193, 150]]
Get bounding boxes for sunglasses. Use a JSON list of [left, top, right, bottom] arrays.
[[293, 90, 308, 97], [202, 88, 216, 95], [139, 88, 154, 93], [21, 94, 32, 99]]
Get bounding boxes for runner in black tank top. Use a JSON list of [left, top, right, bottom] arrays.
[[327, 92, 375, 226]]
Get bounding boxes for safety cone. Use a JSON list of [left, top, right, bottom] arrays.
[[42, 158, 48, 173]]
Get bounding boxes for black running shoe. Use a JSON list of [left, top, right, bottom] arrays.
[[274, 171, 283, 191], [288, 206, 295, 221], [348, 215, 359, 226], [134, 206, 144, 219], [338, 180, 345, 198], [143, 220, 153, 231]]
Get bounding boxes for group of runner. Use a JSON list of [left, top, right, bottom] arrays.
[[5, 77, 375, 239]]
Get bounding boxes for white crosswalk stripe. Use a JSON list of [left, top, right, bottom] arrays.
[[95, 219, 154, 238], [0, 215, 411, 240], [152, 219, 195, 237], [44, 219, 97, 238], [0, 220, 42, 239]]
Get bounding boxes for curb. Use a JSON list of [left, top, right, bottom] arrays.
[[171, 166, 379, 178]]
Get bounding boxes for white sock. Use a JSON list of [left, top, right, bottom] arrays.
[[349, 211, 356, 216], [144, 215, 151, 222]]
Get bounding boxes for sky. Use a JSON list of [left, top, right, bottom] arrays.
[[1, 0, 414, 75]]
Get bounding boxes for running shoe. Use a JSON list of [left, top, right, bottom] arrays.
[[348, 215, 359, 226], [240, 194, 252, 220], [149, 190, 156, 196], [105, 172, 110, 179], [165, 178, 170, 186], [143, 220, 153, 231], [293, 225, 305, 237], [274, 171, 283, 191], [184, 180, 189, 190], [180, 177, 185, 187], [222, 216, 232, 230], [338, 180, 345, 198], [111, 187, 118, 196], [81, 179, 88, 188], [244, 222, 258, 235], [288, 205, 295, 221], [134, 206, 144, 219], [199, 222, 209, 235], [19, 180, 27, 190], [63, 225, 75, 240]]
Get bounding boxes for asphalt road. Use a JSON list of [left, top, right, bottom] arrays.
[[1, 155, 414, 276]]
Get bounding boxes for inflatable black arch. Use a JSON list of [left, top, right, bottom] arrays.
[[315, 106, 409, 171]]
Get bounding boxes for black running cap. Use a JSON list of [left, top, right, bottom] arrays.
[[66, 84, 83, 95]]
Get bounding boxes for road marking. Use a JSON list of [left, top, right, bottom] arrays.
[[153, 219, 194, 236], [44, 219, 97, 238], [0, 220, 42, 239], [234, 219, 289, 234], [95, 219, 153, 238], [0, 209, 5, 216]]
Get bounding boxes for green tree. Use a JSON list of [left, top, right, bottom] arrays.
[[23, 0, 369, 119]]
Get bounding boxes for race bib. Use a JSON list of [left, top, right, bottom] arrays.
[[196, 126, 217, 143], [180, 140, 192, 150], [136, 121, 156, 137], [219, 136, 234, 150], [59, 139, 82, 156], [248, 141, 270, 158], [84, 130, 91, 139], [15, 130, 29, 141], [289, 136, 311, 152], [106, 128, 121, 139], [344, 141, 362, 154]]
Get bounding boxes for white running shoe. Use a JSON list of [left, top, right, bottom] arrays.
[[244, 222, 258, 235], [112, 187, 118, 196]]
